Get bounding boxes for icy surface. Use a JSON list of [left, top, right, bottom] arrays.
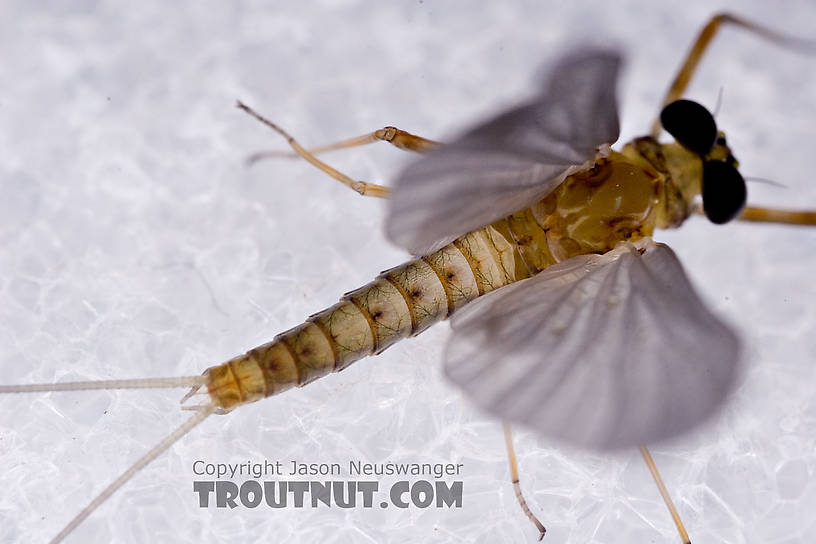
[[1, 1, 815, 543]]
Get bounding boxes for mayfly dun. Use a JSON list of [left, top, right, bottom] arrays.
[[2, 11, 816, 544]]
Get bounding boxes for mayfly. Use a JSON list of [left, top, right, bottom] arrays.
[[2, 13, 815, 544]]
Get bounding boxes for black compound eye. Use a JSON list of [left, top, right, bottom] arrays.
[[702, 160, 747, 224], [660, 99, 718, 155]]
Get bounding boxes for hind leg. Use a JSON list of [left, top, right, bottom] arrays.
[[247, 125, 439, 164], [238, 101, 440, 199], [503, 423, 546, 540]]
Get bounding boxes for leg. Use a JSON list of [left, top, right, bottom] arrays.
[[639, 445, 691, 544], [237, 101, 392, 198], [503, 423, 546, 540], [247, 126, 440, 164], [738, 206, 816, 226], [651, 13, 816, 137]]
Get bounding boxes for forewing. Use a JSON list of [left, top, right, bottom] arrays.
[[386, 49, 622, 255], [445, 240, 742, 450]]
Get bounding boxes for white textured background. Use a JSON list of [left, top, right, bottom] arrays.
[[1, 1, 815, 543]]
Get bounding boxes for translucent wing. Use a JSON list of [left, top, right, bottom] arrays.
[[445, 239, 742, 450], [386, 49, 621, 255]]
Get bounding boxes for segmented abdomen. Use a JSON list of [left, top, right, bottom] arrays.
[[206, 224, 523, 410], [205, 155, 661, 411]]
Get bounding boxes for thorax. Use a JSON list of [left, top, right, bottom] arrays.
[[492, 145, 689, 277]]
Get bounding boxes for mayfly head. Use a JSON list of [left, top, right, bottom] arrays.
[[660, 99, 747, 224]]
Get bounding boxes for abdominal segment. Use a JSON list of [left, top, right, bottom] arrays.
[[205, 225, 520, 411], [205, 153, 664, 411]]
